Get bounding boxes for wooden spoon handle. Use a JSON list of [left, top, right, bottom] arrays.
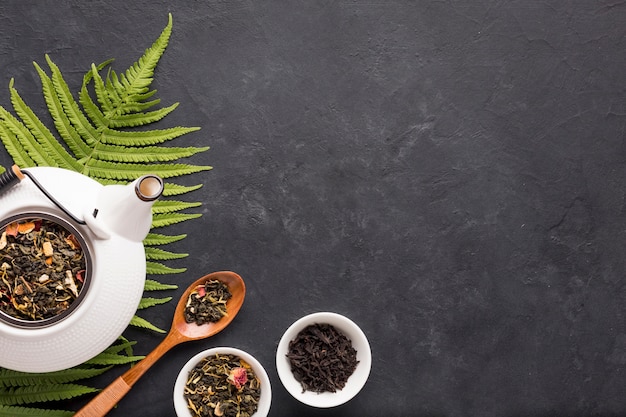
[[74, 333, 181, 417], [73, 377, 131, 417]]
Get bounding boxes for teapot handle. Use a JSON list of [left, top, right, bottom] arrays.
[[0, 165, 24, 195], [1, 165, 89, 227]]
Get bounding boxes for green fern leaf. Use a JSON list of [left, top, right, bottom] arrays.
[[78, 63, 110, 133], [108, 98, 162, 115], [152, 212, 202, 228], [8, 81, 82, 171], [104, 68, 126, 99], [0, 367, 112, 388], [0, 105, 55, 167], [100, 126, 201, 146], [47, 55, 103, 146], [0, 121, 35, 167], [103, 342, 135, 356], [33, 61, 91, 160], [91, 63, 114, 116], [83, 353, 144, 366], [115, 14, 172, 100], [143, 233, 187, 246], [146, 261, 186, 275], [91, 143, 209, 163], [108, 103, 179, 128], [145, 246, 188, 260], [101, 337, 137, 356], [84, 160, 210, 181], [129, 315, 166, 333], [152, 200, 202, 213], [163, 182, 203, 196], [0, 404, 73, 417], [137, 297, 172, 310], [144, 279, 178, 291], [0, 384, 98, 405]]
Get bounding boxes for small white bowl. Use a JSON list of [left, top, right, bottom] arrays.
[[276, 312, 371, 408], [174, 347, 272, 417]]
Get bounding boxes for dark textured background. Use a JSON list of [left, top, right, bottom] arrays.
[[1, 1, 626, 416]]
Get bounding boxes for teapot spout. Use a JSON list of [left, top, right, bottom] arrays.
[[134, 175, 164, 202], [83, 175, 164, 242]]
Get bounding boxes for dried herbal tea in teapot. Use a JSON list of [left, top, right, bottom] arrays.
[[184, 353, 261, 417], [184, 279, 232, 325], [286, 323, 359, 393], [0, 218, 86, 322]]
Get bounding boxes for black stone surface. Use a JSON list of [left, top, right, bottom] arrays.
[[0, 1, 625, 416]]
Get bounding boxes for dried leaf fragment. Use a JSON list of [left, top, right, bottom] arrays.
[[5, 222, 18, 237], [42, 241, 54, 257], [64, 271, 79, 297], [17, 222, 35, 234], [65, 234, 80, 250], [14, 284, 25, 296]]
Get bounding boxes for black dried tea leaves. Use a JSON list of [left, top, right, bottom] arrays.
[[0, 218, 86, 321], [287, 323, 359, 393], [184, 279, 232, 325], [184, 353, 261, 417]]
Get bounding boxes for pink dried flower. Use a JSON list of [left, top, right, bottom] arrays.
[[227, 367, 248, 389], [196, 286, 206, 298]]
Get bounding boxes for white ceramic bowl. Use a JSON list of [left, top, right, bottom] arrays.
[[276, 312, 372, 408], [174, 347, 272, 417]]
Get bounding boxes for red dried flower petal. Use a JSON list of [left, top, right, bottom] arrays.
[[227, 367, 248, 389], [196, 286, 206, 298]]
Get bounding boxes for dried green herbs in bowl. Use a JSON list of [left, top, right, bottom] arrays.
[[174, 347, 272, 417], [0, 213, 91, 328], [276, 312, 372, 408]]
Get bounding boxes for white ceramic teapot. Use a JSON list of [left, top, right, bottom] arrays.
[[0, 165, 163, 372]]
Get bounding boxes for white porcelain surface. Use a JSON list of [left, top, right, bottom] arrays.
[[89, 175, 162, 242], [174, 347, 272, 417], [276, 312, 372, 408], [0, 167, 148, 372]]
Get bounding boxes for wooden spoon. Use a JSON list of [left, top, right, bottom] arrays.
[[74, 271, 246, 417]]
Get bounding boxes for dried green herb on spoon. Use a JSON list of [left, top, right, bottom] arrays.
[[184, 279, 232, 325]]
